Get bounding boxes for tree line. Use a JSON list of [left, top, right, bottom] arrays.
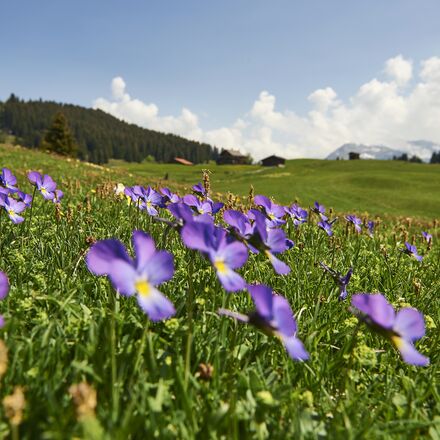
[[0, 94, 219, 164], [393, 152, 440, 164]]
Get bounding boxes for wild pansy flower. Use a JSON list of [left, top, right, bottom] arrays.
[[317, 220, 333, 236], [28, 171, 57, 200], [219, 284, 309, 361], [351, 293, 429, 366], [16, 191, 33, 208], [139, 186, 163, 215], [183, 194, 213, 216], [0, 196, 26, 224], [285, 203, 308, 227], [160, 187, 180, 204], [345, 215, 362, 233], [181, 221, 248, 292], [402, 242, 423, 262], [319, 262, 353, 301], [367, 221, 375, 237], [254, 195, 286, 227], [248, 210, 290, 275], [223, 210, 254, 240], [0, 168, 18, 193], [312, 201, 328, 221], [422, 231, 432, 244], [53, 189, 64, 204], [124, 186, 139, 204], [0, 271, 9, 328], [192, 182, 207, 198], [208, 199, 224, 214], [86, 231, 175, 321]]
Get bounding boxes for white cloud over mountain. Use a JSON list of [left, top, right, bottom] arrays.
[[93, 55, 440, 161]]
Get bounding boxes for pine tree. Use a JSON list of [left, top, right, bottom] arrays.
[[40, 112, 78, 157]]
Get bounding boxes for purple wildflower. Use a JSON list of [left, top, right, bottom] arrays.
[[319, 262, 353, 301], [160, 187, 180, 204], [139, 187, 163, 216], [0, 271, 9, 328], [367, 221, 375, 237], [422, 231, 432, 244], [181, 222, 248, 292], [86, 231, 175, 321], [318, 220, 333, 236], [345, 215, 362, 233], [53, 189, 64, 204], [0, 168, 18, 193], [208, 199, 224, 214], [351, 293, 429, 366], [312, 201, 328, 221], [223, 210, 254, 240], [16, 191, 33, 208], [0, 272, 9, 301], [192, 182, 207, 198], [254, 195, 286, 227], [28, 171, 57, 200], [183, 194, 213, 216], [403, 242, 423, 262], [0, 196, 26, 224], [285, 203, 308, 227], [249, 210, 290, 274], [219, 284, 309, 361]]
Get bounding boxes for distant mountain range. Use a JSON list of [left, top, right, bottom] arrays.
[[327, 141, 440, 162]]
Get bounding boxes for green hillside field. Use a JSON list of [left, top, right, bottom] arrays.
[[1, 143, 439, 219], [107, 157, 440, 220], [0, 142, 439, 438]]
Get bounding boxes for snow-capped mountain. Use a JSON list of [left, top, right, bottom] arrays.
[[327, 141, 440, 161], [326, 143, 406, 160]]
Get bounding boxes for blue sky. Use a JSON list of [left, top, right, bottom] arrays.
[[2, 1, 440, 159]]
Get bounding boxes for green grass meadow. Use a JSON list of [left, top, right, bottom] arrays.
[[0, 143, 439, 438], [107, 157, 440, 219]]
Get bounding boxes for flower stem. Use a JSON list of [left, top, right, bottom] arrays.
[[109, 287, 119, 425], [184, 256, 195, 389]]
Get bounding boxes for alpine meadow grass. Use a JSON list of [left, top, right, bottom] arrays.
[[0, 143, 439, 439]]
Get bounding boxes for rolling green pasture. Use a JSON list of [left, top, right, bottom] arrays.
[[0, 143, 439, 438], [1, 143, 439, 219], [107, 158, 440, 220]]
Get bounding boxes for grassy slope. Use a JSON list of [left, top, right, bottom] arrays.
[[1, 143, 438, 219], [0, 143, 439, 438], [107, 158, 440, 219]]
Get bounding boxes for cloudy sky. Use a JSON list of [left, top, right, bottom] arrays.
[[2, 1, 440, 159]]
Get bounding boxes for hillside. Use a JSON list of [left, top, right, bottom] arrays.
[[106, 158, 440, 219], [1, 143, 439, 219], [0, 95, 218, 164]]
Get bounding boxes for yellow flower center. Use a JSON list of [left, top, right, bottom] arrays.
[[147, 201, 152, 208], [268, 213, 275, 220], [391, 335, 403, 349], [135, 279, 152, 297], [214, 259, 227, 274], [41, 187, 47, 195], [7, 209, 14, 216]]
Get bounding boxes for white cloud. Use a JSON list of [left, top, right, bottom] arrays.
[[94, 55, 440, 161], [384, 55, 413, 86]]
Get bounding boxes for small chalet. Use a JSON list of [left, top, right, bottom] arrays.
[[348, 152, 360, 160], [261, 155, 286, 167], [216, 149, 248, 165], [173, 157, 194, 166]]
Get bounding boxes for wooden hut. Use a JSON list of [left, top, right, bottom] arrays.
[[261, 155, 286, 167], [216, 149, 248, 165], [173, 157, 194, 166], [348, 152, 360, 160]]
